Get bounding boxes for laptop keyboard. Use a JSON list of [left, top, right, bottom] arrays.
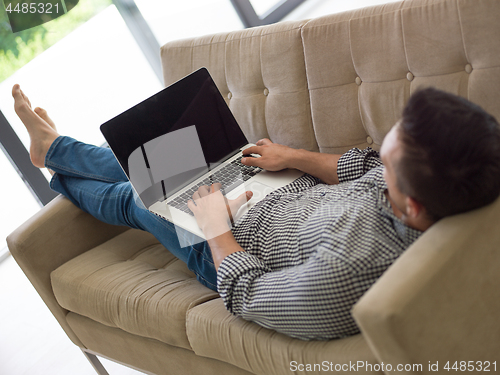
[[168, 156, 262, 216]]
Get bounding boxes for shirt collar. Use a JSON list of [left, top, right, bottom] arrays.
[[374, 170, 423, 247]]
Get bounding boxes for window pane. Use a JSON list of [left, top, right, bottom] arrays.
[[249, 0, 282, 16], [284, 0, 401, 20], [0, 4, 163, 152], [135, 0, 243, 46], [0, 0, 112, 82], [0, 151, 41, 252]]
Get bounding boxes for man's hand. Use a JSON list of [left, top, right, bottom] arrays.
[[187, 183, 251, 270], [187, 183, 253, 239], [242, 138, 342, 185], [241, 138, 297, 171]]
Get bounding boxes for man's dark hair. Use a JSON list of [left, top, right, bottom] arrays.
[[396, 87, 500, 221]]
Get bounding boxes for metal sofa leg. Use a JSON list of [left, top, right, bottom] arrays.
[[81, 350, 110, 375]]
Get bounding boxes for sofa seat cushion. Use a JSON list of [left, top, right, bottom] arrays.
[[186, 299, 382, 375], [51, 229, 219, 350]]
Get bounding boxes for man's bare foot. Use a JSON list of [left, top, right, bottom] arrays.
[[34, 107, 57, 130], [33, 107, 58, 175], [12, 84, 59, 169]]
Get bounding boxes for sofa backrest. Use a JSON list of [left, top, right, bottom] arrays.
[[161, 19, 316, 152], [161, 0, 500, 155]]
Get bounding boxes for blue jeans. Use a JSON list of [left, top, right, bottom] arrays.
[[45, 136, 218, 291]]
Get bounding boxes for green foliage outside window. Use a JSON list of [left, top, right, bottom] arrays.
[[0, 0, 112, 82]]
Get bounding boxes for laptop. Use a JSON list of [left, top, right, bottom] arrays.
[[100, 67, 304, 246]]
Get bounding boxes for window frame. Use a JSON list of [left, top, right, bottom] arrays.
[[230, 0, 306, 27]]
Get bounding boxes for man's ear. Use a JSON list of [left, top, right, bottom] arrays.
[[405, 196, 424, 218]]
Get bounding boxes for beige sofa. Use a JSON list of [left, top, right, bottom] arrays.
[[7, 0, 500, 374]]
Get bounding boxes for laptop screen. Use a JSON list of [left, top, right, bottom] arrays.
[[100, 68, 248, 207]]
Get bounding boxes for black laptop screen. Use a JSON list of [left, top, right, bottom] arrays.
[[100, 68, 248, 207]]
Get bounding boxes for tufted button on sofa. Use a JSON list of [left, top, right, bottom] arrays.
[[7, 0, 500, 374]]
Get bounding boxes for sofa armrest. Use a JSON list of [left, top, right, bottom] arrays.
[[6, 195, 129, 347], [352, 196, 500, 368]]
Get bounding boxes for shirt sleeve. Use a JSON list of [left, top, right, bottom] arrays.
[[217, 247, 365, 340], [337, 147, 382, 183]]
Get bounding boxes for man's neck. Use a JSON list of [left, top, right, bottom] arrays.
[[384, 190, 433, 232]]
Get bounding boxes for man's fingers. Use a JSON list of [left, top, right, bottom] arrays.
[[187, 199, 196, 211], [197, 185, 210, 197], [192, 191, 201, 201], [241, 156, 260, 167], [256, 138, 273, 146], [211, 183, 222, 192], [244, 190, 253, 201], [228, 191, 253, 213], [235, 191, 252, 204], [242, 145, 261, 156], [243, 138, 274, 158], [241, 146, 263, 166]]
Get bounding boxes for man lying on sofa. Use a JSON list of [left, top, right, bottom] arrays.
[[13, 85, 500, 340]]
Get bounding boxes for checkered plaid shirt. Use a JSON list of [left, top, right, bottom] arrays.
[[217, 148, 422, 340]]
